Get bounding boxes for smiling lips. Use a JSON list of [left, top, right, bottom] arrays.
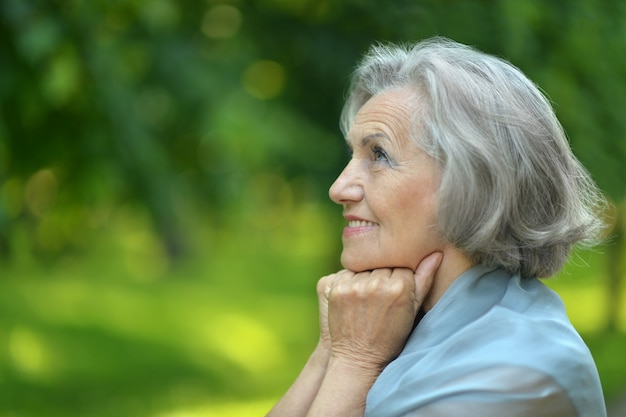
[[343, 219, 379, 238], [347, 220, 378, 228]]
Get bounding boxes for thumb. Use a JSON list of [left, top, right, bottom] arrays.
[[413, 252, 443, 306]]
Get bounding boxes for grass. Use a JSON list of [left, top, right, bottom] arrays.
[[0, 200, 625, 416]]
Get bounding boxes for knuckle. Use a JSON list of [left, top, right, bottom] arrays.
[[370, 268, 392, 279], [317, 276, 331, 292]]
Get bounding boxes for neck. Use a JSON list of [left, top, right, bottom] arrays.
[[422, 246, 474, 311]]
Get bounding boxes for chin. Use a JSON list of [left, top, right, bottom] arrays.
[[341, 255, 370, 272], [341, 252, 421, 273], [341, 254, 389, 272]]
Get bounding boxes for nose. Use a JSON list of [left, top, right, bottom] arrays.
[[329, 159, 364, 205]]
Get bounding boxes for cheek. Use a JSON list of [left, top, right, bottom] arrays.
[[400, 184, 438, 219], [393, 185, 440, 243]]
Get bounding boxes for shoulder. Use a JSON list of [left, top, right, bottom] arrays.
[[368, 315, 606, 417], [440, 276, 598, 389], [397, 366, 579, 417], [454, 305, 595, 384], [366, 273, 606, 416]]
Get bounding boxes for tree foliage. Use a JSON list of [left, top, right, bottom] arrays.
[[0, 0, 625, 261]]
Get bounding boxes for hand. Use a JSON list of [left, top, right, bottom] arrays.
[[316, 272, 339, 352], [319, 252, 442, 373]]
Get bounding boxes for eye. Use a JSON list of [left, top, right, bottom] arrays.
[[372, 145, 389, 162]]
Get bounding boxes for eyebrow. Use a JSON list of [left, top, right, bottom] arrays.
[[346, 132, 392, 150], [361, 132, 392, 146]]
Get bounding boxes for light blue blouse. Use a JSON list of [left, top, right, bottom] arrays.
[[365, 265, 606, 417]]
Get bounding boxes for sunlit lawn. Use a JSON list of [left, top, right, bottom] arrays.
[[1, 201, 625, 416]]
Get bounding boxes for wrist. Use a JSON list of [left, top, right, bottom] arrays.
[[305, 353, 381, 417], [326, 353, 383, 384], [309, 341, 331, 369]]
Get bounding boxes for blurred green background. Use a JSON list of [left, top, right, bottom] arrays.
[[1, 0, 625, 416]]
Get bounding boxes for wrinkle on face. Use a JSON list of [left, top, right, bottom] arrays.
[[331, 88, 444, 272]]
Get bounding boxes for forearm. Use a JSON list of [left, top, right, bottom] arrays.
[[266, 342, 330, 417], [305, 355, 380, 417], [270, 258, 439, 416]]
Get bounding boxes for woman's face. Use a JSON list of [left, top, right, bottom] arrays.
[[329, 88, 443, 272]]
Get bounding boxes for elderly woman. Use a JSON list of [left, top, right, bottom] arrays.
[[267, 38, 607, 417]]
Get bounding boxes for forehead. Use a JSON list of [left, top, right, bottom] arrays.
[[348, 88, 419, 144]]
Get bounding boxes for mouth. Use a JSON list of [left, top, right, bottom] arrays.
[[347, 220, 378, 227]]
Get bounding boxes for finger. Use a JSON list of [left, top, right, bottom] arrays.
[[317, 270, 352, 299], [317, 274, 337, 300], [367, 268, 393, 280], [317, 275, 330, 296], [413, 252, 443, 305]]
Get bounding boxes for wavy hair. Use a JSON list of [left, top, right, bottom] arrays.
[[340, 37, 607, 278]]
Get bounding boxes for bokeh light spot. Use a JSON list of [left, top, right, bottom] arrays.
[[242, 60, 285, 100], [9, 326, 50, 379], [25, 169, 58, 218], [202, 313, 284, 374], [42, 46, 82, 106], [139, 0, 180, 29], [201, 5, 242, 39]]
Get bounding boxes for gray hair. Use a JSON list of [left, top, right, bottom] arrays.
[[341, 37, 607, 278]]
